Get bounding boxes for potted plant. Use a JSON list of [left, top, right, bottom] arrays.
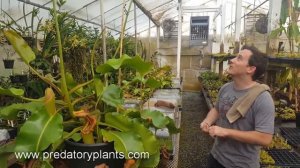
[[0, 1, 179, 168]]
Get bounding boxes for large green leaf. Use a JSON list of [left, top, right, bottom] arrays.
[[3, 30, 36, 64], [123, 56, 153, 77], [66, 72, 83, 95], [0, 87, 24, 97], [165, 116, 180, 134], [269, 27, 284, 39], [287, 22, 300, 40], [94, 78, 104, 97], [15, 105, 63, 152], [141, 110, 169, 129], [0, 141, 15, 167], [145, 78, 162, 89], [101, 130, 144, 159], [280, 0, 288, 24], [0, 102, 44, 120], [139, 151, 160, 168], [101, 84, 124, 108], [105, 113, 160, 155], [96, 54, 131, 74]]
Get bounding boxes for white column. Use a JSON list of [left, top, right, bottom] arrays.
[[176, 0, 182, 78], [134, 4, 138, 56], [268, 0, 282, 33], [234, 0, 242, 52], [157, 26, 160, 53], [220, 1, 226, 46], [148, 18, 151, 61]]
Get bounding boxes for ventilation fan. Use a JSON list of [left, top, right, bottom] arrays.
[[162, 19, 176, 31]]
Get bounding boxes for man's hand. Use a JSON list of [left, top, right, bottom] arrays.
[[200, 121, 210, 133], [208, 125, 227, 138]]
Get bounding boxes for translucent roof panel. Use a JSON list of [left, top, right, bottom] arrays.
[[0, 0, 270, 37]]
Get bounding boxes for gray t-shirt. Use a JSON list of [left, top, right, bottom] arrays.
[[211, 82, 275, 168]]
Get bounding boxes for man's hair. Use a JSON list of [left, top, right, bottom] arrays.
[[241, 45, 268, 81]]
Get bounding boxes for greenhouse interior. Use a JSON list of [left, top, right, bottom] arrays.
[[0, 0, 300, 167]]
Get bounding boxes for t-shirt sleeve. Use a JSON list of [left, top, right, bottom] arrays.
[[253, 91, 275, 134]]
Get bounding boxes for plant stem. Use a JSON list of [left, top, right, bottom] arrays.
[[19, 96, 43, 102], [52, 0, 74, 117], [69, 79, 94, 94], [29, 66, 62, 95]]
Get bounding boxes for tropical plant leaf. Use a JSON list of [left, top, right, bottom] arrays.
[[41, 161, 53, 168], [96, 54, 131, 74], [0, 87, 24, 97], [145, 78, 162, 89], [290, 22, 300, 41], [66, 72, 83, 95], [269, 27, 284, 39], [140, 110, 169, 129], [0, 153, 11, 168], [0, 102, 44, 120], [0, 141, 15, 166], [280, 0, 289, 24], [101, 84, 124, 108], [94, 78, 104, 97], [165, 116, 180, 134], [105, 113, 160, 155], [101, 130, 144, 159], [123, 56, 153, 77], [3, 30, 36, 64], [15, 104, 63, 152], [139, 151, 160, 168]]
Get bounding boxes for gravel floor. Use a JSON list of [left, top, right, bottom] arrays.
[[178, 91, 214, 168]]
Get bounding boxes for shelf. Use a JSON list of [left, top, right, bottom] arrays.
[[201, 87, 213, 110], [280, 127, 300, 136], [266, 149, 300, 167], [268, 56, 300, 68], [279, 127, 300, 148]]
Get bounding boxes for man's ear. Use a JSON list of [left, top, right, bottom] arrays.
[[247, 66, 256, 74]]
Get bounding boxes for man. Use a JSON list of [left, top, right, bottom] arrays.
[[200, 45, 274, 168]]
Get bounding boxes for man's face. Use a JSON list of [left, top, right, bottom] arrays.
[[227, 49, 255, 77]]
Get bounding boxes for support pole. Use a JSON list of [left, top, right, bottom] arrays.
[[157, 26, 160, 53], [176, 0, 182, 78], [267, 0, 282, 54], [148, 18, 151, 61], [234, 0, 242, 54], [134, 4, 138, 55], [100, 0, 107, 62], [220, 0, 226, 53]]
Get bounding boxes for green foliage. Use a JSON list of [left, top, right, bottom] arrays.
[[0, 20, 179, 168]]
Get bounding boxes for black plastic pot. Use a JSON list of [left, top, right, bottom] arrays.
[[10, 75, 20, 83], [18, 74, 28, 83], [64, 140, 124, 168], [3, 59, 14, 69], [7, 127, 18, 139]]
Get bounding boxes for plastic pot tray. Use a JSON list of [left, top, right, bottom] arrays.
[[281, 134, 300, 148], [280, 127, 300, 136], [266, 149, 300, 167]]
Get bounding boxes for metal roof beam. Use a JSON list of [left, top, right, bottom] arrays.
[[225, 0, 268, 29], [17, 0, 123, 33], [132, 0, 159, 26], [70, 0, 98, 15]]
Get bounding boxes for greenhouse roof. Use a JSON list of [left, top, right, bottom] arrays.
[[0, 0, 269, 37]]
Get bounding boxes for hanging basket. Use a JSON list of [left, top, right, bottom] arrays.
[[255, 16, 268, 34]]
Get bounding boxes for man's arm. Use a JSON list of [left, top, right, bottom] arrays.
[[208, 126, 273, 146], [200, 107, 219, 132]]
